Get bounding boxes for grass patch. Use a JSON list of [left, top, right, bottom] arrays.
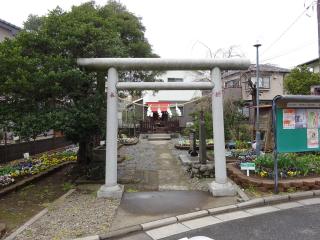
[[124, 155, 134, 161], [125, 187, 138, 193], [62, 182, 75, 191]]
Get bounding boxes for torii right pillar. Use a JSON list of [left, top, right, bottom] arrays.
[[208, 67, 236, 196]]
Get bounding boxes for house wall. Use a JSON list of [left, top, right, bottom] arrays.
[[242, 72, 285, 101], [306, 61, 320, 73], [180, 101, 197, 127], [143, 71, 202, 103], [223, 87, 242, 102], [0, 27, 13, 42]]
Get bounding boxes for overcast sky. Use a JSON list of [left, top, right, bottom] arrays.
[[0, 0, 318, 68]]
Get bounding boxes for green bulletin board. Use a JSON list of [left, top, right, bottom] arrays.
[[276, 108, 320, 153]]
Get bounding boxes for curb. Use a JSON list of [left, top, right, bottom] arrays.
[[96, 189, 320, 239], [4, 189, 76, 240]]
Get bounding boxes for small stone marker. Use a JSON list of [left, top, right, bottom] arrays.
[[240, 162, 255, 176], [23, 152, 30, 159]]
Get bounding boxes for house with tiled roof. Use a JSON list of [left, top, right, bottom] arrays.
[[0, 18, 20, 42], [298, 58, 319, 73], [222, 64, 290, 104]]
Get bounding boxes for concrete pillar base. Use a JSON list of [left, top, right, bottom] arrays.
[[97, 184, 124, 199], [208, 181, 236, 197]]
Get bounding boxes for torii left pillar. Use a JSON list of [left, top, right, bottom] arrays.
[[97, 67, 124, 198]]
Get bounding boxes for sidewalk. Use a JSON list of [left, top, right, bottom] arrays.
[[107, 193, 320, 240]]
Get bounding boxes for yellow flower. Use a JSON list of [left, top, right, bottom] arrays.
[[259, 170, 268, 177]]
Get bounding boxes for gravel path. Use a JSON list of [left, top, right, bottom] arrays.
[[15, 187, 120, 240], [14, 138, 210, 239]]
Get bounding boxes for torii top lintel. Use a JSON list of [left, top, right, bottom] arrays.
[[77, 58, 250, 71]]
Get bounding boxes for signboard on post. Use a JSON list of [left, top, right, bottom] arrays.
[[240, 162, 256, 176], [273, 95, 320, 193]]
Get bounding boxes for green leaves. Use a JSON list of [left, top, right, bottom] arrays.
[[284, 66, 320, 95], [0, 0, 157, 160]]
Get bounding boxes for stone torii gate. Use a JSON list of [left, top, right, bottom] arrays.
[[77, 58, 250, 198]]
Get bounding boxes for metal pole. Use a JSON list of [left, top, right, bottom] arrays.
[[272, 96, 280, 194], [97, 67, 123, 198], [317, 0, 320, 70], [254, 43, 262, 156]]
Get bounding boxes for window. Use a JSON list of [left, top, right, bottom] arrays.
[[250, 76, 270, 89], [225, 79, 240, 88], [168, 78, 183, 82]]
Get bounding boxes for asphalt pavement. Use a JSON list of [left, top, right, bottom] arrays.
[[162, 204, 320, 240]]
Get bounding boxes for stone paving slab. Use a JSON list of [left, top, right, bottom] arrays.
[[146, 223, 189, 240], [214, 211, 252, 221], [109, 232, 153, 240], [181, 216, 222, 229], [297, 197, 320, 205], [142, 217, 177, 231], [273, 202, 304, 210], [244, 206, 279, 215]]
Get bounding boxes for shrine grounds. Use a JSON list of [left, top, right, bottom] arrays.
[[2, 138, 240, 240], [3, 136, 320, 239]]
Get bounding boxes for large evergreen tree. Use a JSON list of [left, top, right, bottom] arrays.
[[0, 1, 158, 163]]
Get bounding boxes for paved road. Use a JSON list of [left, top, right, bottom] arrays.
[[163, 204, 320, 240]]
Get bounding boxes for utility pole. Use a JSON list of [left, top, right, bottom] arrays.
[[318, 0, 320, 68], [254, 43, 261, 156]]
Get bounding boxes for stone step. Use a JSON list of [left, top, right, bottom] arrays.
[[148, 134, 171, 141]]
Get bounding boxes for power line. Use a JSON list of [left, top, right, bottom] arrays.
[[261, 41, 316, 62], [262, 2, 315, 55]]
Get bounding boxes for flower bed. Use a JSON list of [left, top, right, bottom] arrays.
[[0, 150, 77, 188], [228, 163, 320, 192], [235, 152, 320, 180]]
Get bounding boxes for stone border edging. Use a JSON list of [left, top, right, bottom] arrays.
[[120, 138, 139, 146], [228, 163, 320, 192], [174, 144, 214, 150], [97, 190, 320, 240], [0, 161, 75, 197], [4, 188, 76, 240]]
